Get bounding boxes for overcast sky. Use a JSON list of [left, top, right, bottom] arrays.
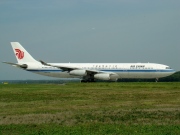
[[0, 0, 180, 80]]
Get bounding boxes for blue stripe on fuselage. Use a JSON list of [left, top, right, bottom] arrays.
[[27, 69, 175, 73], [101, 69, 175, 72]]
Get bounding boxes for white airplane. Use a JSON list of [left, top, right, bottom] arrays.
[[3, 42, 175, 82]]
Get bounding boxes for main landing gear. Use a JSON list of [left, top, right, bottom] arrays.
[[80, 79, 96, 83]]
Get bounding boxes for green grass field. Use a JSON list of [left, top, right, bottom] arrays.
[[0, 82, 180, 135]]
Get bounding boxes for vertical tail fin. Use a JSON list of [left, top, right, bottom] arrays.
[[11, 42, 37, 63]]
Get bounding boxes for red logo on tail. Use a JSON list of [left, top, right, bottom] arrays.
[[15, 49, 24, 59]]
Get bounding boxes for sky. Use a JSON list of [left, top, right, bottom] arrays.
[[0, 0, 180, 80]]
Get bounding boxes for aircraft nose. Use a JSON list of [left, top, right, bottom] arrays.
[[170, 69, 176, 75]]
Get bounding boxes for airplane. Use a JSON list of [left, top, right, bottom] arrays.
[[3, 42, 175, 82]]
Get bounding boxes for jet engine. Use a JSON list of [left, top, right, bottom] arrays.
[[69, 69, 87, 76], [94, 73, 119, 81]]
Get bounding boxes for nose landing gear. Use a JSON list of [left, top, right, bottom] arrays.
[[155, 78, 159, 82]]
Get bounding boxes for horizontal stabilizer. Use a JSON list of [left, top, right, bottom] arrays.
[[3, 61, 27, 68]]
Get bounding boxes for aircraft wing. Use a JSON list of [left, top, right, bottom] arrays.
[[39, 60, 79, 71], [39, 60, 114, 74], [40, 60, 101, 73]]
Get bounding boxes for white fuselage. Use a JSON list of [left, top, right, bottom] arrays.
[[5, 42, 176, 82], [25, 63, 175, 79]]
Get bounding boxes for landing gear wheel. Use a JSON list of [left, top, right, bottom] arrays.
[[80, 79, 96, 83], [81, 80, 87, 83], [155, 78, 158, 82]]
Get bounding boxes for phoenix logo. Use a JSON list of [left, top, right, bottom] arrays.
[[15, 49, 24, 59]]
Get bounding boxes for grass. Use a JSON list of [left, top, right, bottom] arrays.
[[0, 82, 180, 134]]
